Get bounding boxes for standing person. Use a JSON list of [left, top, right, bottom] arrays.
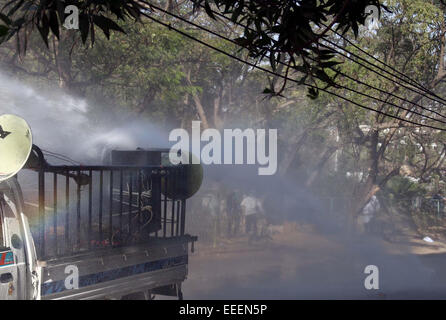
[[432, 192, 445, 215], [202, 187, 221, 247], [357, 195, 380, 234], [240, 192, 264, 239], [226, 189, 241, 237], [209, 192, 221, 247]]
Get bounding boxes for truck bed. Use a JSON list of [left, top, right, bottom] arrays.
[[22, 162, 197, 299], [22, 164, 188, 260], [39, 235, 194, 300]]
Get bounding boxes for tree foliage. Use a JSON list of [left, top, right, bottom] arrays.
[[0, 0, 142, 49], [191, 0, 388, 97], [0, 0, 389, 98], [2, 0, 446, 226]]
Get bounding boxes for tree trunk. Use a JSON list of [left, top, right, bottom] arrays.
[[186, 68, 210, 129], [278, 132, 308, 177], [305, 146, 337, 187]]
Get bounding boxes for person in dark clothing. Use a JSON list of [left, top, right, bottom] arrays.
[[226, 190, 241, 237]]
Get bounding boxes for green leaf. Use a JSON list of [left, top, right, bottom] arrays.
[[49, 10, 59, 39], [0, 13, 12, 25], [93, 15, 125, 39], [351, 21, 359, 38], [90, 22, 95, 45], [79, 14, 90, 44], [269, 52, 276, 71], [0, 25, 9, 37], [56, 0, 65, 24], [7, 0, 24, 16], [203, 0, 216, 20], [307, 87, 319, 99], [36, 12, 50, 48]]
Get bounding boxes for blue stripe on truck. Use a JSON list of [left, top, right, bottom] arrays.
[[41, 254, 188, 296]]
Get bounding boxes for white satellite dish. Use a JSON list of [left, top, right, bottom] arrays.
[[0, 114, 33, 182]]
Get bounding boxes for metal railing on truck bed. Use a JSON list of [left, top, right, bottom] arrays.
[[28, 162, 194, 260]]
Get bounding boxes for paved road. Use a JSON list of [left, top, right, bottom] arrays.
[[183, 234, 446, 299]]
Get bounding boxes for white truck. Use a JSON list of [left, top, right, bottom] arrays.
[[0, 115, 200, 300]]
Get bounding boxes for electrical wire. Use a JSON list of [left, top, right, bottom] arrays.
[[138, 1, 446, 129], [320, 38, 446, 107], [188, 1, 446, 120], [319, 20, 444, 101], [136, 6, 446, 131], [192, 2, 446, 107], [41, 149, 81, 165]]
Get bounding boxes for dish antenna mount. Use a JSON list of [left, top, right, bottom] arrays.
[[0, 114, 33, 182]]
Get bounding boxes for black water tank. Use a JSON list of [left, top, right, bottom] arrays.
[[111, 148, 169, 166]]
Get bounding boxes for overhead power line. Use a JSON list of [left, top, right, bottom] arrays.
[[139, 1, 446, 129], [320, 39, 446, 107], [304, 54, 446, 121], [320, 21, 445, 102], [188, 1, 446, 120], [136, 4, 446, 131], [192, 2, 446, 106]]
